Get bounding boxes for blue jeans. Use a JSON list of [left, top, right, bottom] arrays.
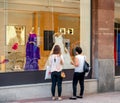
[[72, 72, 85, 96], [51, 71, 62, 97]]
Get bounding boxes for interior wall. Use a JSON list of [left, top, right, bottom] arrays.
[[58, 16, 80, 55]]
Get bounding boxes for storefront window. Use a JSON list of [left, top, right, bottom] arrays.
[[0, 0, 91, 75], [115, 0, 120, 75]]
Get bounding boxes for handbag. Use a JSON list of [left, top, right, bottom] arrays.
[[45, 66, 51, 80], [61, 71, 66, 78], [83, 61, 89, 73]]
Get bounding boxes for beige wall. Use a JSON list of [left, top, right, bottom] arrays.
[[59, 16, 80, 55]]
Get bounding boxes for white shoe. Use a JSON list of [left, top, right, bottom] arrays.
[[52, 97, 56, 100], [58, 97, 62, 101]]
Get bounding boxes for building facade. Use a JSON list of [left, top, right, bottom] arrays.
[[0, 0, 120, 101]]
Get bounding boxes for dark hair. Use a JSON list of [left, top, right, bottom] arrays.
[[53, 45, 61, 54], [75, 46, 82, 54]]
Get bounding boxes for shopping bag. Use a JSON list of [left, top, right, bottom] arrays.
[[45, 66, 51, 80]]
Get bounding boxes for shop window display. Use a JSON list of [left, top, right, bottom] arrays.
[[1, 1, 90, 70], [0, 0, 91, 84], [115, 0, 120, 75]]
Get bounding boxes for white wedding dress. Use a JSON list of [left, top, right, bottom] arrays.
[[44, 34, 75, 69]]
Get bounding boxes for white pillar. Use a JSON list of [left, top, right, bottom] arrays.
[[80, 0, 91, 63]]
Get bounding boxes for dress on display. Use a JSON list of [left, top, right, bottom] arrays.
[[44, 33, 74, 69], [24, 33, 40, 71]]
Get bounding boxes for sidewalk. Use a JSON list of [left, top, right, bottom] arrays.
[[6, 92, 120, 103]]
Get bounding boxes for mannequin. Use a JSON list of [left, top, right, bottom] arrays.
[[24, 27, 40, 71], [44, 32, 74, 69]]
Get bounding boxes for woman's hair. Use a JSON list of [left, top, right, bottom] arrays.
[[75, 46, 82, 54], [52, 45, 61, 54]]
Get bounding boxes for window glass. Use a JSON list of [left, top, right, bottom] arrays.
[[0, 0, 91, 73], [115, 0, 120, 75]]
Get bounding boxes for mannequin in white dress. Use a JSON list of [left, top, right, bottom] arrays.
[[44, 32, 74, 69]]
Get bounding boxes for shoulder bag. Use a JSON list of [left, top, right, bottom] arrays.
[[83, 60, 90, 73]]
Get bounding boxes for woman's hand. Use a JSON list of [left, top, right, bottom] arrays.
[[71, 61, 74, 65], [60, 59, 64, 65]]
